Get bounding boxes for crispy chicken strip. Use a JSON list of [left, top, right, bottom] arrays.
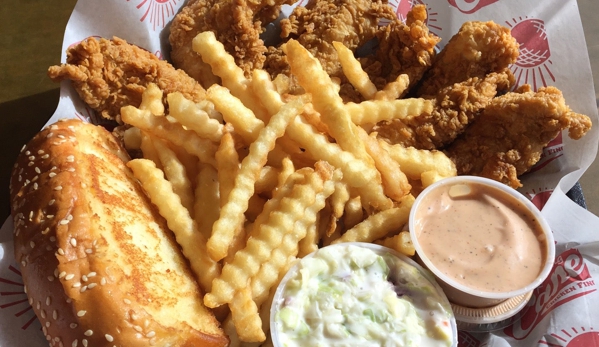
[[47, 37, 206, 122], [266, 0, 396, 80], [169, 0, 293, 86], [415, 20, 519, 97], [373, 69, 515, 150], [361, 4, 440, 94], [444, 85, 592, 188]]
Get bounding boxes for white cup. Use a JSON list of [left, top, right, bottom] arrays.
[[409, 176, 555, 308]]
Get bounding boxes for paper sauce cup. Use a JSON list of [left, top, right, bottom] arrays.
[[409, 176, 555, 309]]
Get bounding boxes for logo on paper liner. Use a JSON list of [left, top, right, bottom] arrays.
[[504, 248, 596, 341], [538, 327, 599, 347], [448, 0, 499, 14], [507, 17, 555, 91], [127, 0, 181, 31], [0, 265, 39, 331]]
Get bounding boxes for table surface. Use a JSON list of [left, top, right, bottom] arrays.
[[1, 0, 598, 222]]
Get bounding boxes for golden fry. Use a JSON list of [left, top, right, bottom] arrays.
[[127, 159, 221, 293], [194, 163, 220, 241], [378, 140, 457, 179], [333, 41, 377, 100], [345, 98, 434, 125], [168, 92, 224, 143]]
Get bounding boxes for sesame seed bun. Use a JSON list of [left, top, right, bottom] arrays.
[[10, 118, 229, 347]]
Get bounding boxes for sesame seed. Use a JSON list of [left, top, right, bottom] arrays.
[[57, 134, 65, 139], [21, 145, 27, 152], [70, 238, 77, 247], [30, 241, 35, 248], [85, 248, 93, 254], [49, 172, 57, 178], [135, 333, 143, 339], [41, 310, 46, 318], [77, 310, 86, 317], [72, 282, 81, 288], [35, 167, 41, 174], [46, 322, 50, 328], [49, 236, 56, 242], [43, 326, 47, 335], [28, 156, 35, 161], [101, 278, 107, 285], [33, 183, 39, 190], [70, 323, 78, 329], [146, 331, 156, 338], [66, 155, 74, 162], [53, 310, 57, 320], [87, 272, 96, 277], [59, 272, 66, 279], [82, 275, 88, 282], [37, 301, 41, 309], [42, 154, 50, 159], [65, 274, 75, 280], [80, 286, 87, 293], [71, 339, 78, 347], [47, 276, 54, 282], [82, 339, 88, 347], [47, 132, 54, 138], [66, 298, 72, 303], [28, 298, 33, 305], [105, 334, 114, 342], [124, 298, 131, 305], [21, 260, 27, 267], [57, 248, 65, 256], [84, 330, 93, 336], [133, 325, 142, 332], [87, 283, 97, 289], [59, 219, 69, 225], [54, 186, 63, 191], [46, 297, 51, 305], [67, 168, 75, 172], [28, 162, 35, 167], [49, 199, 55, 205], [54, 269, 59, 277]]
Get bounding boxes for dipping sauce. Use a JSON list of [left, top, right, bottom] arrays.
[[270, 243, 455, 347], [412, 181, 547, 293]]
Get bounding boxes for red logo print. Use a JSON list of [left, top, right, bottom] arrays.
[[0, 265, 38, 330], [507, 17, 555, 90], [447, 0, 498, 14], [129, 0, 181, 31], [525, 186, 553, 210], [539, 327, 599, 346], [505, 249, 596, 340], [457, 331, 488, 347], [388, 0, 442, 35]]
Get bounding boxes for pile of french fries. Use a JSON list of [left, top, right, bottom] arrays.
[[119, 31, 457, 345]]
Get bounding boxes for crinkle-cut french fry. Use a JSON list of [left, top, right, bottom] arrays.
[[286, 115, 392, 210], [297, 217, 319, 258], [333, 194, 415, 244], [333, 41, 377, 100], [246, 194, 267, 223], [152, 137, 195, 217], [284, 40, 373, 166], [167, 92, 224, 143], [254, 166, 279, 196], [204, 167, 322, 308], [250, 164, 336, 305], [377, 231, 415, 257], [138, 83, 165, 116], [357, 127, 411, 201], [192, 31, 269, 122], [277, 157, 296, 189], [330, 181, 350, 219], [322, 223, 342, 247], [121, 106, 218, 167], [378, 139, 457, 179], [230, 287, 265, 343], [127, 159, 221, 293], [197, 99, 224, 123], [194, 163, 220, 241], [207, 84, 264, 145], [343, 196, 364, 230], [345, 98, 434, 125], [216, 132, 240, 207], [140, 131, 163, 170], [223, 315, 243, 347], [374, 74, 410, 101], [421, 170, 445, 188], [207, 97, 307, 262], [123, 126, 142, 151], [168, 140, 200, 190]]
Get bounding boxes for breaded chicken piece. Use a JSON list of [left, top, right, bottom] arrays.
[[361, 4, 440, 94], [444, 85, 592, 188], [265, 0, 397, 80], [416, 21, 519, 97], [169, 0, 293, 86], [373, 69, 515, 150], [48, 37, 206, 122]]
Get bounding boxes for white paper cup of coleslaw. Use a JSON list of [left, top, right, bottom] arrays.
[[409, 176, 555, 309], [270, 242, 458, 347]]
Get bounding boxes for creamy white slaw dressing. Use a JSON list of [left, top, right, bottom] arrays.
[[272, 244, 454, 347]]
